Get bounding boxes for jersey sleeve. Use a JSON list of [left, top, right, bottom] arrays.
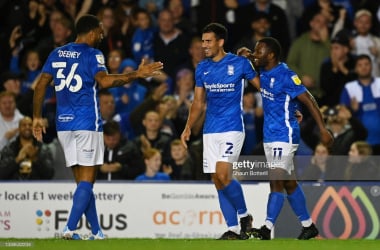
[[283, 70, 307, 99], [242, 57, 257, 81], [88, 49, 108, 76], [195, 62, 205, 88]]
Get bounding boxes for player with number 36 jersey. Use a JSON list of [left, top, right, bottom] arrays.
[[33, 15, 163, 240], [42, 43, 107, 132]]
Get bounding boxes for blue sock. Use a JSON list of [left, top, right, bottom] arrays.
[[287, 184, 310, 221], [223, 179, 248, 215], [266, 192, 285, 225], [67, 181, 93, 231], [217, 190, 238, 227], [84, 192, 100, 234]]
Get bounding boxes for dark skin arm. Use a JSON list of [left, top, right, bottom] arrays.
[[297, 91, 334, 147], [237, 47, 260, 90], [95, 59, 163, 89]]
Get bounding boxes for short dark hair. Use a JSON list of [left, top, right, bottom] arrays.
[[258, 37, 282, 61], [202, 23, 228, 42], [355, 54, 372, 65], [75, 14, 100, 35], [103, 120, 121, 136]]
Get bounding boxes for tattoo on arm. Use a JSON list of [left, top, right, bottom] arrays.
[[110, 72, 139, 87], [307, 90, 319, 109], [111, 79, 127, 87]]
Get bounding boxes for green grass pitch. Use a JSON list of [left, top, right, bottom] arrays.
[[1, 238, 380, 250]]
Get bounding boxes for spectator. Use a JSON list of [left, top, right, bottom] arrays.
[[97, 121, 143, 181], [166, 0, 196, 37], [180, 36, 204, 73], [99, 89, 134, 140], [139, 0, 165, 24], [135, 147, 171, 181], [129, 82, 169, 136], [299, 0, 352, 37], [237, 0, 291, 58], [233, 12, 271, 54], [25, 0, 49, 44], [344, 141, 380, 181], [157, 95, 179, 138], [165, 139, 195, 180], [0, 1, 29, 73], [351, 1, 380, 35], [35, 15, 75, 63], [301, 104, 368, 155], [274, 0, 304, 40], [131, 7, 156, 63], [287, 12, 330, 100], [55, 0, 93, 22], [106, 49, 125, 74], [0, 116, 54, 180], [88, 0, 120, 16], [0, 71, 35, 115], [319, 30, 357, 107], [132, 110, 173, 164], [0, 91, 24, 151], [350, 9, 380, 77], [10, 49, 41, 94], [340, 54, 380, 154], [118, 0, 138, 16], [97, 6, 132, 60], [110, 58, 148, 117], [40, 9, 69, 40], [114, 0, 138, 59], [300, 143, 332, 182], [173, 68, 194, 135], [153, 8, 190, 81]]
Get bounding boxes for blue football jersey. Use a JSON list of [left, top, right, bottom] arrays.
[[259, 63, 306, 144], [195, 53, 256, 133], [42, 43, 107, 131]]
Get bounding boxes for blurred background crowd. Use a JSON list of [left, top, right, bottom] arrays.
[[1, 0, 380, 182]]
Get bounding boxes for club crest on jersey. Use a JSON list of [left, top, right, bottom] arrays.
[[227, 65, 234, 76], [96, 54, 105, 65], [270, 78, 275, 88], [291, 75, 301, 85]]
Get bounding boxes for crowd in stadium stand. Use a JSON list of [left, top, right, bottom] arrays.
[[1, 0, 380, 181]]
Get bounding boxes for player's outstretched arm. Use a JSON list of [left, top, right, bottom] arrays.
[[96, 59, 163, 89], [237, 47, 260, 90], [297, 91, 334, 147]]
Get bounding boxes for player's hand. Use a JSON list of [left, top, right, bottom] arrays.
[[136, 59, 163, 78], [237, 47, 254, 61], [180, 126, 191, 149], [320, 128, 334, 148], [32, 117, 46, 142], [295, 110, 303, 124]]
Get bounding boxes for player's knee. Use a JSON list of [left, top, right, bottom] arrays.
[[214, 172, 230, 186], [284, 180, 298, 193], [270, 180, 285, 192]]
